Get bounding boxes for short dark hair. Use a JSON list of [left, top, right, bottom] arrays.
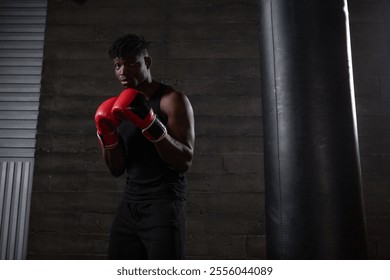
[[108, 34, 150, 60]]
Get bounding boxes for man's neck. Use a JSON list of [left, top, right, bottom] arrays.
[[137, 79, 160, 99]]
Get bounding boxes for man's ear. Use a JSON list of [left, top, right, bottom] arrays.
[[145, 56, 152, 69]]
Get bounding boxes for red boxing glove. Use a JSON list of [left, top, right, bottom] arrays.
[[94, 96, 120, 149], [112, 88, 167, 142]]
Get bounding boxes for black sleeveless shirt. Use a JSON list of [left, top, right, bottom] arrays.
[[117, 84, 187, 202]]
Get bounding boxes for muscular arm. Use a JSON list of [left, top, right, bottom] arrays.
[[102, 136, 126, 177], [155, 91, 195, 173]]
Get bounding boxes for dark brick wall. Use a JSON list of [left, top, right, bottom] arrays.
[[27, 0, 390, 260], [349, 0, 390, 259], [28, 0, 264, 259]]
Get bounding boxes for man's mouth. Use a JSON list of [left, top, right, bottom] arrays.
[[119, 78, 129, 85]]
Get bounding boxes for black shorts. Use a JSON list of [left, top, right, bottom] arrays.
[[108, 199, 186, 260]]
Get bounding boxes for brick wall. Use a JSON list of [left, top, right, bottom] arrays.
[[28, 0, 264, 259]]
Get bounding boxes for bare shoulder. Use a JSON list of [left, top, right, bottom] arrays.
[[160, 86, 193, 116]]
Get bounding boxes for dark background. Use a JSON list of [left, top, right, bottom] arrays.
[[27, 0, 389, 259]]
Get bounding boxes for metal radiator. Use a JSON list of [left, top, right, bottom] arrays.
[[0, 0, 47, 259], [0, 161, 34, 259]]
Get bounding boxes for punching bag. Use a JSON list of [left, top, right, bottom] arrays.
[[258, 0, 368, 259]]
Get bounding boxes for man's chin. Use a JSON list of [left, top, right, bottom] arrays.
[[121, 82, 133, 88]]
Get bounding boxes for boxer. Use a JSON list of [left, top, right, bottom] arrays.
[[95, 34, 195, 259]]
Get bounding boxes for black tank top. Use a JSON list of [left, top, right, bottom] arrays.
[[117, 84, 187, 202]]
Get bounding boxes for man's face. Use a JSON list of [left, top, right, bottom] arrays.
[[113, 53, 150, 88]]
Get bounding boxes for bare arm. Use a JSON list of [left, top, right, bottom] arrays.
[[154, 91, 195, 172], [102, 137, 126, 177]]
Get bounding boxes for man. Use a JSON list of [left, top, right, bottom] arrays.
[[94, 34, 195, 259]]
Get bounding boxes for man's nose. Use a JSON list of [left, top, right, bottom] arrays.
[[118, 65, 125, 75]]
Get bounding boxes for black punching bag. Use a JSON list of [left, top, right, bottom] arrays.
[[258, 0, 368, 259]]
